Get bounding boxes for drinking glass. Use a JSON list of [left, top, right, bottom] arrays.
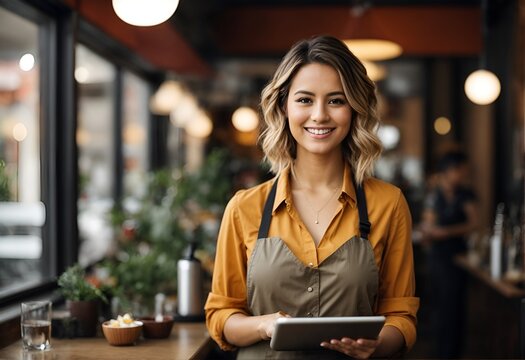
[[20, 301, 52, 351]]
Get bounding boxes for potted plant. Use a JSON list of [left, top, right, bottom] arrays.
[[0, 160, 11, 201], [57, 264, 107, 337], [105, 149, 234, 316]]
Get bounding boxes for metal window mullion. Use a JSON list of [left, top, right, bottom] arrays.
[[114, 68, 124, 204]]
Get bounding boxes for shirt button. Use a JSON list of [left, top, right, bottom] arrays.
[[307, 286, 313, 292], [308, 262, 314, 267]]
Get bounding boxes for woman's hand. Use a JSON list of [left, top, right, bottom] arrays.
[[320, 337, 379, 359], [320, 325, 404, 359], [224, 311, 290, 347], [257, 311, 290, 340]]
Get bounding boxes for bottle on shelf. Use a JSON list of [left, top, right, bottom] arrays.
[[490, 203, 505, 279]]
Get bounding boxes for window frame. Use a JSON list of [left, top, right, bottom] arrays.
[[0, 0, 74, 307], [0, 0, 167, 308]]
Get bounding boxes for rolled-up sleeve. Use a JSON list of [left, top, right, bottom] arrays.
[[205, 192, 250, 351], [377, 190, 419, 350]]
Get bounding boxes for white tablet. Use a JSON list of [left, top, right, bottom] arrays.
[[270, 316, 385, 351]]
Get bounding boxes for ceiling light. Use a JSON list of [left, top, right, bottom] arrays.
[[112, 0, 180, 27], [12, 123, 27, 142], [232, 107, 259, 132], [464, 69, 501, 105], [185, 110, 213, 139], [19, 53, 35, 72], [434, 117, 452, 135], [377, 125, 400, 150], [345, 40, 402, 62], [343, 7, 402, 61], [170, 93, 198, 127], [75, 66, 90, 83], [464, 0, 500, 105], [150, 80, 184, 115]]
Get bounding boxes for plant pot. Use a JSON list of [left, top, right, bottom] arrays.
[[68, 300, 99, 337]]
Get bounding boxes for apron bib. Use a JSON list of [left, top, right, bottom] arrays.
[[238, 177, 379, 360]]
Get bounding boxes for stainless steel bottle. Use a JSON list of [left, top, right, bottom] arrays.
[[177, 243, 204, 318]]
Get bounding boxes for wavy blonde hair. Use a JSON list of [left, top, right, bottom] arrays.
[[259, 35, 382, 185]]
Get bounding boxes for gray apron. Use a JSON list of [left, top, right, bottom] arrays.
[[237, 177, 379, 360]]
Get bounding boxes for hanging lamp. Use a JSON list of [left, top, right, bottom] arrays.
[[232, 107, 259, 132], [112, 0, 180, 27], [343, 5, 402, 61], [464, 0, 501, 105]]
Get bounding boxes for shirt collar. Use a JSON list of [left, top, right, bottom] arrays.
[[341, 162, 357, 206], [272, 162, 357, 214]]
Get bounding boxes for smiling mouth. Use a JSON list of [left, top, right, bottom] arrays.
[[305, 128, 335, 135]]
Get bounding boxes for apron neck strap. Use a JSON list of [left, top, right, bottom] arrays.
[[257, 175, 372, 240], [257, 177, 279, 239], [353, 177, 371, 240]]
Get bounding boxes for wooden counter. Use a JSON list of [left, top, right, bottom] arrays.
[[454, 254, 524, 358], [454, 255, 525, 298], [0, 322, 212, 360]]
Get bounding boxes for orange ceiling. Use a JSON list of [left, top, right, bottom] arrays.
[[63, 0, 212, 76], [63, 2, 481, 77], [214, 6, 482, 57]]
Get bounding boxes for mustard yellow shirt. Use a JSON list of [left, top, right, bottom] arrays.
[[205, 164, 419, 351]]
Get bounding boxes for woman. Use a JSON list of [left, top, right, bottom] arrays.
[[205, 36, 419, 359]]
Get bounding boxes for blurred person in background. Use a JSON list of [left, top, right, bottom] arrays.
[[421, 151, 478, 359]]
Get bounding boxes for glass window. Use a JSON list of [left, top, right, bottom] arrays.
[[0, 6, 45, 296], [122, 71, 150, 205], [76, 44, 117, 267]]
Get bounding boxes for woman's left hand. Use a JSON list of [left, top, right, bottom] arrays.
[[320, 337, 379, 359]]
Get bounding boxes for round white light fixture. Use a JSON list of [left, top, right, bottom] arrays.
[[112, 0, 180, 27], [19, 53, 35, 72], [377, 125, 400, 150], [464, 69, 501, 105], [344, 39, 402, 61], [434, 117, 452, 135], [150, 80, 183, 115], [12, 123, 27, 142], [170, 93, 198, 127], [185, 110, 213, 139], [75, 66, 90, 83], [232, 107, 259, 132]]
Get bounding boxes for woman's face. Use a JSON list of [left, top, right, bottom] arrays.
[[285, 63, 352, 158]]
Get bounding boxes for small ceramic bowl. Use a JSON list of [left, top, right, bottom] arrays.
[[101, 321, 143, 346], [139, 316, 174, 339]]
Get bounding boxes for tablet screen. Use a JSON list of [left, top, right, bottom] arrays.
[[270, 316, 385, 351]]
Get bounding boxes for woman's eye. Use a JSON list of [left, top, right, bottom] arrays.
[[329, 98, 346, 105], [296, 98, 312, 104]]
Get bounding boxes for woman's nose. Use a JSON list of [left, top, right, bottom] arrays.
[[311, 102, 329, 122]]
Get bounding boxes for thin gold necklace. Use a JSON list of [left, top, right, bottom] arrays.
[[291, 165, 342, 225]]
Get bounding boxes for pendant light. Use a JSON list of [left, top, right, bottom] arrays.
[[343, 5, 402, 61], [112, 0, 180, 27], [464, 0, 501, 105], [150, 80, 184, 115], [185, 110, 213, 139], [231, 107, 259, 132]]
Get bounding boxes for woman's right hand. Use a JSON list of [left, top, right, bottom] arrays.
[[257, 311, 290, 340], [224, 311, 291, 347]]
